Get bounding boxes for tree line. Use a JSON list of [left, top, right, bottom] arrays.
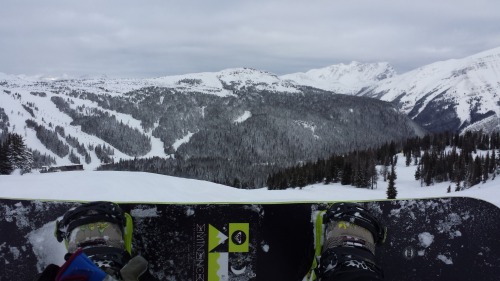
[[408, 131, 499, 190], [267, 141, 398, 190], [267, 131, 500, 194], [25, 119, 70, 157], [51, 96, 151, 157]]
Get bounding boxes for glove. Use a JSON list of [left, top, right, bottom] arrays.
[[55, 249, 114, 281], [55, 249, 148, 281]]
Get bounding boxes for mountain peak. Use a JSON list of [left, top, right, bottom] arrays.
[[217, 67, 280, 82], [280, 61, 395, 94]]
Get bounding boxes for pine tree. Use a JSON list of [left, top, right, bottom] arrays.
[[232, 178, 242, 188], [414, 163, 421, 180], [5, 133, 33, 174], [469, 156, 482, 186], [0, 141, 13, 174], [85, 152, 92, 164], [341, 162, 352, 185], [488, 150, 496, 173], [69, 150, 81, 164], [483, 153, 489, 183], [405, 152, 411, 166], [381, 165, 388, 182], [370, 160, 378, 189], [386, 164, 397, 199]]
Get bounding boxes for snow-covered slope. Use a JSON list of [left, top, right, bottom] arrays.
[[0, 68, 302, 169], [0, 157, 498, 207], [359, 47, 500, 133], [281, 62, 396, 95], [0, 76, 155, 170]]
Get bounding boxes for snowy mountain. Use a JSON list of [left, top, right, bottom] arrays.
[[281, 61, 396, 95], [359, 47, 500, 133], [149, 68, 300, 96], [0, 69, 423, 186], [1, 68, 299, 98]]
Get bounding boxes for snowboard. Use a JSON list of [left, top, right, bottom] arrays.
[[1, 197, 499, 281]]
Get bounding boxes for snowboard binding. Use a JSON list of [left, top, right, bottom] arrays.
[[323, 202, 387, 245], [317, 202, 386, 281], [55, 201, 134, 277]]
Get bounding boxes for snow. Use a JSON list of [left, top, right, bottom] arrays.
[[172, 132, 195, 151], [360, 46, 500, 130], [418, 232, 434, 248], [234, 111, 252, 123], [148, 68, 300, 96], [281, 61, 396, 95], [130, 207, 160, 218], [295, 120, 320, 139], [0, 153, 499, 208], [437, 254, 453, 265], [261, 244, 270, 253], [28, 221, 67, 271]]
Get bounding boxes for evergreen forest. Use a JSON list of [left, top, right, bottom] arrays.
[[267, 131, 500, 193]]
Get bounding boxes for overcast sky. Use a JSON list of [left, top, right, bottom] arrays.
[[1, 0, 500, 78]]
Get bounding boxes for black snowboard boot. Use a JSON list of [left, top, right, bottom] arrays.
[[55, 201, 133, 278], [317, 203, 386, 281]]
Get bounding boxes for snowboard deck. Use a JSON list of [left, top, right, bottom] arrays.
[[1, 197, 499, 281]]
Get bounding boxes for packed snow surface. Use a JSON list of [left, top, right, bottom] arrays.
[[0, 162, 499, 208]]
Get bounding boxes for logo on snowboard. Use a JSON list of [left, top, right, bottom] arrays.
[[231, 230, 247, 246]]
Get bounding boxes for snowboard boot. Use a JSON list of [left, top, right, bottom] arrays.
[[318, 203, 386, 281], [55, 201, 133, 278]]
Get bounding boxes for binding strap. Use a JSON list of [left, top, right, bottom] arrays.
[[324, 203, 387, 245], [56, 201, 127, 243]]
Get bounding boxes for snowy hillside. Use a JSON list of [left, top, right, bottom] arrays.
[[0, 67, 299, 162], [281, 62, 396, 95], [0, 68, 309, 171], [359, 47, 500, 133]]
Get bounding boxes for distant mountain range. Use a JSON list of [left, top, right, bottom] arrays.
[[358, 47, 500, 133], [0, 68, 422, 186], [1, 46, 499, 186], [280, 47, 500, 133]]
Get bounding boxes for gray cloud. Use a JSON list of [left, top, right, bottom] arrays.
[[1, 0, 500, 78]]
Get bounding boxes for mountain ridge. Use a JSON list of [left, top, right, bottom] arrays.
[[280, 61, 396, 95], [357, 46, 500, 133]]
